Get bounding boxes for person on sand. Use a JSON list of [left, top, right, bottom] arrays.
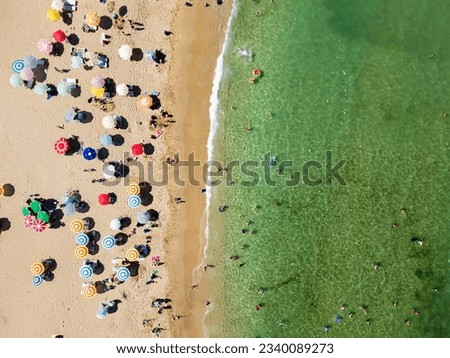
[[230, 255, 238, 261], [256, 304, 262, 311]]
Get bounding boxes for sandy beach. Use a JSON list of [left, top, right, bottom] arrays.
[[0, 0, 230, 338]]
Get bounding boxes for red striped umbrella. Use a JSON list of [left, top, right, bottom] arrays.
[[32, 219, 47, 233], [24, 215, 34, 228], [54, 137, 69, 155], [52, 30, 66, 43]]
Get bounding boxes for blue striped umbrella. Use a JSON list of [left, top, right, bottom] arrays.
[[75, 233, 89, 246], [32, 275, 43, 286], [128, 195, 141, 209], [12, 59, 25, 73], [102, 236, 116, 249], [79, 265, 94, 279], [116, 267, 130, 282]]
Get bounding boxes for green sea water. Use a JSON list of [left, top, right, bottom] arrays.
[[206, 0, 450, 337]]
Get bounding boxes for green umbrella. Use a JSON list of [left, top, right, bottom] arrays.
[[22, 207, 31, 216], [30, 200, 41, 214], [37, 211, 50, 223]]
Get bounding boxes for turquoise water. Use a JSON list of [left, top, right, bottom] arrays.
[[206, 0, 450, 337]]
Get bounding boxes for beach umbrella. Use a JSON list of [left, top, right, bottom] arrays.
[[23, 55, 39, 69], [137, 211, 150, 224], [51, 0, 64, 12], [61, 193, 73, 204], [119, 45, 132, 60], [116, 83, 128, 96], [75, 233, 90, 246], [116, 267, 130, 282], [98, 193, 110, 206], [101, 236, 116, 249], [85, 11, 101, 26], [12, 59, 25, 73], [103, 164, 116, 179], [65, 202, 76, 216], [100, 134, 113, 147], [9, 73, 24, 88], [37, 211, 50, 223], [64, 107, 77, 123], [91, 86, 105, 97], [131, 143, 144, 156], [79, 265, 94, 279], [22, 206, 31, 216], [110, 219, 121, 231], [37, 38, 53, 55], [71, 56, 84, 69], [31, 262, 45, 275], [70, 219, 84, 233], [24, 215, 34, 228], [75, 245, 89, 259], [32, 220, 47, 233], [33, 83, 48, 95], [102, 115, 117, 129], [47, 8, 61, 22], [52, 30, 67, 43], [81, 284, 96, 299], [136, 95, 153, 109], [151, 256, 161, 264], [127, 183, 140, 196], [96, 305, 108, 319], [126, 248, 140, 262], [54, 137, 69, 155], [57, 81, 72, 96], [20, 68, 34, 81], [127, 195, 141, 209], [91, 75, 105, 88], [83, 147, 97, 161], [32, 275, 43, 287], [30, 200, 41, 214]]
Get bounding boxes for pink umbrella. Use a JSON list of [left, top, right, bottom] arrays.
[[91, 75, 105, 88], [37, 38, 53, 55], [32, 219, 47, 233], [24, 215, 34, 228], [20, 68, 34, 81]]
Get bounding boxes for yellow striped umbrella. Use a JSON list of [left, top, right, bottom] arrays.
[[126, 248, 140, 262], [31, 262, 45, 275], [47, 8, 61, 21], [81, 284, 96, 299], [75, 245, 89, 259], [70, 219, 84, 233], [127, 183, 140, 196]]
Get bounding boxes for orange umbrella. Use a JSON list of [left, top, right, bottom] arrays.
[[126, 248, 140, 262], [75, 245, 89, 259], [127, 183, 140, 195], [81, 284, 96, 299], [70, 219, 84, 233], [31, 262, 45, 275], [136, 95, 152, 109]]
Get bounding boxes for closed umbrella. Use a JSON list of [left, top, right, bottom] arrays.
[[52, 30, 67, 43], [24, 215, 34, 228], [75, 233, 90, 246], [70, 219, 84, 233], [64, 107, 77, 123], [51, 0, 64, 12], [100, 134, 113, 147], [32, 275, 44, 287], [127, 195, 141, 209], [12, 59, 25, 73], [9, 73, 24, 88], [137, 211, 150, 224], [91, 86, 105, 97], [79, 265, 94, 279], [101, 236, 116, 249], [47, 9, 61, 22], [20, 68, 34, 81], [127, 183, 140, 195], [31, 262, 45, 275], [103, 164, 116, 179], [137, 95, 152, 109], [91, 75, 105, 88], [37, 211, 50, 223], [32, 220, 47, 233], [33, 83, 48, 95], [81, 284, 96, 299], [119, 45, 132, 60], [71, 56, 84, 69], [131, 143, 144, 156], [116, 267, 130, 282], [110, 219, 121, 230], [98, 193, 110, 206], [126, 248, 140, 262], [64, 202, 76, 216], [83, 147, 97, 161], [23, 55, 39, 69], [102, 115, 117, 129], [37, 38, 53, 55], [54, 137, 69, 155], [75, 246, 89, 259], [85, 12, 101, 26], [116, 83, 128, 96], [57, 81, 72, 96]]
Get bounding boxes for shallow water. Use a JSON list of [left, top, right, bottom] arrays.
[[206, 0, 450, 337]]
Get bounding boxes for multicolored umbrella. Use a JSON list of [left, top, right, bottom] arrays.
[[54, 137, 69, 155], [31, 262, 45, 275], [101, 236, 116, 249], [102, 115, 117, 129], [91, 87, 105, 97], [47, 8, 61, 22], [110, 219, 121, 230], [75, 233, 90, 246], [30, 200, 41, 213], [127, 195, 141, 209], [81, 284, 96, 299], [131, 143, 144, 156], [37, 211, 50, 223], [127, 183, 140, 196], [57, 81, 72, 96], [100, 134, 113, 147], [9, 73, 24, 88], [37, 38, 53, 55], [85, 11, 101, 26], [98, 193, 110, 206], [91, 75, 105, 88], [33, 83, 48, 95], [136, 95, 152, 109], [32, 275, 44, 287], [20, 68, 34, 81], [52, 30, 67, 43], [83, 147, 97, 161], [118, 45, 132, 60], [116, 267, 130, 282], [75, 245, 89, 259], [79, 265, 94, 279], [137, 211, 150, 224], [70, 219, 84, 233], [126, 248, 140, 262], [116, 83, 128, 96], [32, 220, 47, 233], [12, 59, 25, 73], [24, 215, 34, 228]]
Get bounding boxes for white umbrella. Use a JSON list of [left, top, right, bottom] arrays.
[[71, 56, 84, 69], [137, 211, 150, 225], [10, 73, 24, 88], [110, 219, 121, 230], [102, 115, 117, 129], [33, 83, 48, 95], [103, 164, 116, 179], [57, 81, 71, 96], [91, 75, 105, 88], [51, 0, 64, 12], [116, 83, 128, 96], [118, 45, 132, 60]]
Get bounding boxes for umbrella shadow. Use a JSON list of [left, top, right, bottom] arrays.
[[150, 95, 161, 110], [0, 218, 11, 234], [108, 193, 117, 205], [107, 299, 122, 314], [66, 136, 81, 155], [128, 85, 141, 97], [88, 230, 101, 243], [143, 143, 154, 155], [112, 134, 125, 146], [51, 42, 65, 57], [93, 261, 105, 275], [42, 271, 55, 282], [71, 85, 81, 98], [131, 48, 143, 62], [62, 13, 73, 26], [136, 244, 150, 258], [49, 209, 64, 229], [119, 6, 128, 16], [83, 217, 95, 230], [116, 116, 129, 130], [42, 198, 58, 212], [104, 78, 116, 97], [128, 262, 140, 277], [2, 184, 15, 197], [43, 258, 57, 272], [67, 34, 79, 46], [78, 111, 93, 124], [98, 148, 109, 161], [114, 232, 129, 246], [148, 209, 159, 221], [152, 49, 167, 64], [114, 163, 130, 178], [100, 16, 113, 30], [76, 201, 90, 214], [34, 61, 48, 83], [120, 217, 132, 229], [139, 182, 153, 206]]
